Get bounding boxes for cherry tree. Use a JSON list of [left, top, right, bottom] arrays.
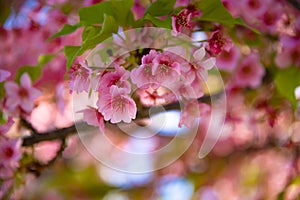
[[1, 0, 300, 199]]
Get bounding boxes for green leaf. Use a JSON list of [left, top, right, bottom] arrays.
[[15, 65, 43, 83], [277, 191, 284, 200], [145, 0, 176, 17], [291, 176, 300, 185], [274, 67, 300, 109], [38, 54, 56, 66], [64, 46, 82, 69], [48, 23, 81, 41], [15, 54, 55, 82], [0, 82, 4, 102], [100, 14, 119, 36], [111, 0, 135, 26], [80, 15, 118, 55], [197, 0, 259, 33], [79, 2, 113, 25], [0, 111, 5, 124], [144, 14, 172, 29]]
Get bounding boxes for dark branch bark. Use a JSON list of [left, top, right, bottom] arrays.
[[286, 0, 300, 12], [22, 124, 78, 146], [22, 92, 223, 146]]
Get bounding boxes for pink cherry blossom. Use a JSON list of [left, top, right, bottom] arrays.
[[216, 45, 241, 71], [0, 69, 11, 82], [97, 86, 137, 123], [152, 52, 181, 87], [0, 117, 14, 135], [0, 138, 21, 168], [3, 73, 42, 116], [98, 64, 131, 94], [172, 9, 193, 35], [222, 0, 241, 17], [233, 53, 265, 88], [68, 61, 92, 93], [132, 0, 145, 20], [131, 50, 159, 89], [179, 100, 210, 128], [206, 30, 233, 56], [182, 47, 216, 82], [131, 50, 181, 89], [136, 88, 165, 107], [240, 0, 270, 23], [258, 3, 283, 33], [79, 107, 105, 133], [275, 35, 300, 68], [175, 0, 190, 7]]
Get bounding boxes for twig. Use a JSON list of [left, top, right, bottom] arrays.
[[20, 118, 38, 134], [286, 0, 300, 12]]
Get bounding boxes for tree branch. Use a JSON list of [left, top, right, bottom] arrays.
[[286, 0, 300, 12], [22, 123, 79, 146], [22, 92, 222, 146]]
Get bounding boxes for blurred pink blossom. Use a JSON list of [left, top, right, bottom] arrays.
[[3, 73, 42, 116], [216, 45, 241, 71], [0, 69, 11, 82], [0, 117, 14, 135], [233, 53, 265, 88], [179, 100, 210, 128], [276, 35, 300, 68], [0, 138, 21, 170]]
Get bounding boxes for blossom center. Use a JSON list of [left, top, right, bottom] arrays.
[[248, 0, 260, 9], [19, 88, 29, 98], [3, 147, 13, 158]]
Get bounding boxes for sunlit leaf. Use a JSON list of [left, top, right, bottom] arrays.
[[79, 2, 113, 25], [48, 23, 81, 41], [197, 0, 259, 33], [145, 0, 176, 17], [274, 67, 300, 109], [111, 0, 134, 26], [144, 14, 172, 29], [64, 46, 81, 69], [15, 54, 56, 82]]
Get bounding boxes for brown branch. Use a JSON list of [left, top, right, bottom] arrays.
[[22, 123, 81, 146], [22, 92, 222, 146], [286, 0, 300, 12]]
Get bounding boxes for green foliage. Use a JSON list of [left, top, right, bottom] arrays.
[[145, 0, 176, 17], [79, 2, 113, 25], [48, 23, 81, 40], [143, 14, 172, 29], [15, 54, 56, 83], [64, 46, 81, 69], [110, 0, 134, 26], [197, 0, 259, 33], [0, 0, 11, 25], [0, 111, 6, 124], [44, 166, 115, 199], [79, 0, 134, 26], [274, 67, 300, 109]]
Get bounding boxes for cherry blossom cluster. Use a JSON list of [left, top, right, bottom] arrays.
[[70, 47, 215, 130]]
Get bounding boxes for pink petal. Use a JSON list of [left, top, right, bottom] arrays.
[[0, 70, 11, 82], [193, 47, 205, 60], [20, 73, 32, 89], [4, 82, 19, 95]]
